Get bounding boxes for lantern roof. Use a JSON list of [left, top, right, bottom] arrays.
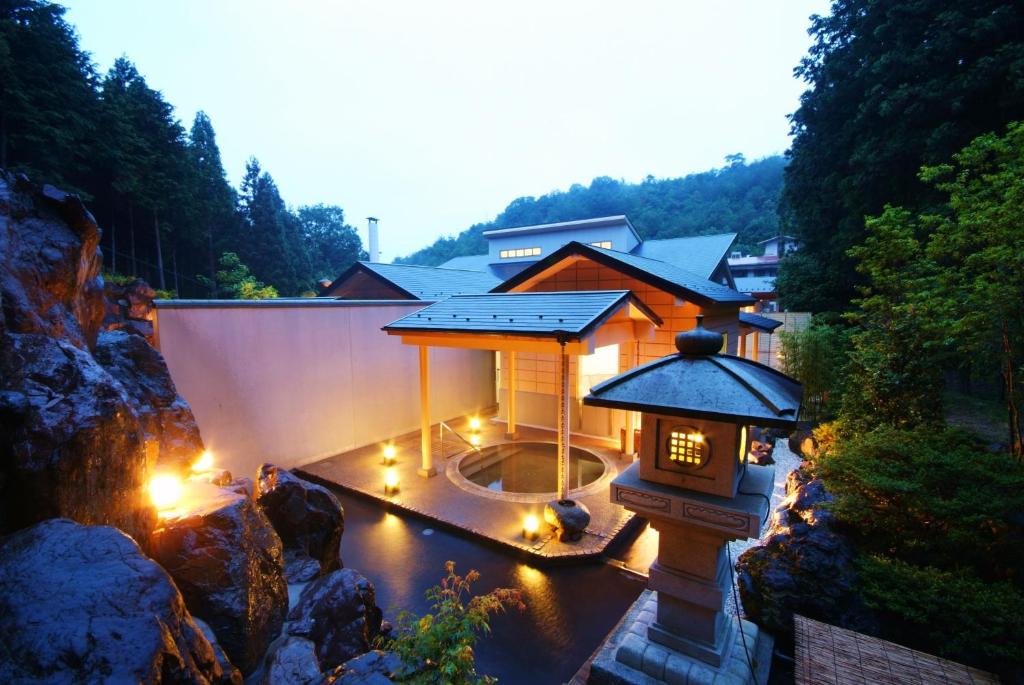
[[583, 316, 802, 428]]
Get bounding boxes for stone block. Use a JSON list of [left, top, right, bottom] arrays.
[[641, 643, 669, 680], [617, 632, 647, 671]]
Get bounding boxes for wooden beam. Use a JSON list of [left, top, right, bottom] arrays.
[[418, 346, 435, 477], [558, 342, 570, 500], [738, 332, 747, 359], [394, 331, 591, 355], [751, 331, 760, 362]]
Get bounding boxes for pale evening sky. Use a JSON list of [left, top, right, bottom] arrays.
[[60, 1, 829, 260]]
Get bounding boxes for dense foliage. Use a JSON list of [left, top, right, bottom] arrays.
[[0, 0, 365, 297], [386, 562, 524, 685], [778, 0, 1024, 312], [779, 321, 849, 423], [397, 155, 785, 266], [813, 426, 1024, 668]]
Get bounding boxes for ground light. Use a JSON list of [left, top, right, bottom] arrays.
[[470, 434, 482, 447], [149, 473, 183, 513], [384, 468, 400, 495], [382, 444, 397, 465], [469, 416, 482, 431], [191, 450, 213, 472], [523, 514, 540, 540]]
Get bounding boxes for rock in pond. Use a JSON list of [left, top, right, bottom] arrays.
[[543, 498, 591, 542], [257, 464, 344, 574], [328, 650, 401, 685], [150, 484, 289, 675], [94, 328, 205, 472], [0, 519, 228, 684], [288, 568, 384, 670]]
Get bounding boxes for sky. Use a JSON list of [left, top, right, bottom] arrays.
[[60, 1, 829, 260]]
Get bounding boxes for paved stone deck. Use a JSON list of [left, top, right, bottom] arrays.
[[297, 413, 638, 561]]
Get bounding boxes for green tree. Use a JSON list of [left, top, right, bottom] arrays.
[[779, 320, 849, 423], [778, 0, 1024, 313], [0, 0, 98, 191], [198, 252, 278, 299], [386, 562, 523, 685], [298, 204, 366, 280], [187, 111, 237, 294]]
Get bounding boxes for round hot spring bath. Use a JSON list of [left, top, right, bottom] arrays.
[[457, 442, 606, 494]]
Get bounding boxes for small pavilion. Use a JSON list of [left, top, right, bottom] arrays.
[[383, 290, 660, 499]]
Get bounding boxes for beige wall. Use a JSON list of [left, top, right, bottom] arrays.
[[155, 300, 494, 477]]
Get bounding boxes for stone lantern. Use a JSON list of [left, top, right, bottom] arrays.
[[584, 315, 802, 685]]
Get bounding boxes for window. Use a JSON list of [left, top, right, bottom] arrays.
[[499, 247, 541, 259], [590, 241, 612, 249], [667, 428, 707, 467]]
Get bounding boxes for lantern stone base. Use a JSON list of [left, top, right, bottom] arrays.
[[588, 590, 772, 685]]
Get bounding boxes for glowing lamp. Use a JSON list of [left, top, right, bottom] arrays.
[[384, 468, 400, 495], [523, 514, 540, 541], [470, 434, 482, 447], [149, 473, 183, 510], [469, 416, 482, 431], [382, 444, 397, 465], [191, 450, 214, 472]]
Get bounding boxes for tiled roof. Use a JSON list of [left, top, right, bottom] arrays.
[[436, 254, 494, 273], [631, 233, 736, 280], [383, 290, 660, 339], [482, 215, 641, 243], [495, 242, 754, 307], [739, 311, 783, 332], [324, 262, 500, 299]]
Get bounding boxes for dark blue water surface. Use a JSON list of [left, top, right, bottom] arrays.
[[331, 490, 648, 685]]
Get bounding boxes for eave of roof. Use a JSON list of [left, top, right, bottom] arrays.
[[322, 261, 500, 299], [739, 312, 783, 332], [482, 215, 642, 244], [631, 233, 737, 280], [492, 241, 755, 307], [382, 290, 661, 340]]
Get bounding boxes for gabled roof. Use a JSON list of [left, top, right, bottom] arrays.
[[631, 233, 737, 280], [739, 311, 783, 332], [757, 235, 798, 245], [734, 276, 777, 295], [437, 254, 493, 272], [493, 241, 755, 307], [383, 290, 661, 339], [323, 261, 500, 300], [482, 215, 642, 244]]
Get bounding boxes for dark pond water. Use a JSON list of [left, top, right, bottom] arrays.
[[332, 490, 648, 685], [457, 442, 606, 493]]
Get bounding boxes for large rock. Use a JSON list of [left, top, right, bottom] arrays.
[[150, 485, 289, 675], [543, 498, 591, 542], [259, 636, 324, 685], [0, 332, 155, 542], [95, 329, 205, 472], [736, 468, 876, 642], [194, 618, 244, 685], [256, 464, 344, 576], [288, 568, 384, 670], [328, 650, 401, 685], [0, 172, 105, 351], [0, 519, 228, 683]]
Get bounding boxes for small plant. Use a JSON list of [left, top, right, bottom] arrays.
[[386, 561, 524, 684]]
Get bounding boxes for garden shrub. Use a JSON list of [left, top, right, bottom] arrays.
[[779, 320, 850, 423]]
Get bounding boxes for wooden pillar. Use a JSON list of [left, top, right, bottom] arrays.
[[505, 351, 518, 439], [558, 342, 570, 500], [624, 340, 637, 455], [738, 332, 747, 359], [418, 346, 435, 477], [751, 331, 760, 363]]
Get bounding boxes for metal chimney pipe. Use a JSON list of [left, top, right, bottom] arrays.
[[367, 217, 379, 263]]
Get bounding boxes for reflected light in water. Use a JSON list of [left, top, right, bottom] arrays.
[[513, 563, 570, 651]]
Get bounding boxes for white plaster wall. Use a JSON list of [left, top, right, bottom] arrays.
[[155, 301, 494, 477]]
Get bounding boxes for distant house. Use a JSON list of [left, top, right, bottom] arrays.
[[727, 235, 799, 312]]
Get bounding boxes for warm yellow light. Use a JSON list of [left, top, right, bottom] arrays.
[[384, 468, 399, 494], [469, 416, 482, 431], [690, 433, 704, 444], [470, 434, 482, 447], [524, 514, 539, 534], [191, 450, 213, 472], [149, 473, 183, 510], [382, 445, 396, 464]]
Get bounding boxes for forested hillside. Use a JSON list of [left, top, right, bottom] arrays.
[[0, 1, 365, 297], [396, 155, 785, 266]]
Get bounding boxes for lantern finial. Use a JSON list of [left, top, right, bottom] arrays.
[[675, 314, 723, 356]]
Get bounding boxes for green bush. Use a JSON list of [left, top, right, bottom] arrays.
[[814, 425, 1024, 578], [779, 321, 850, 423], [858, 555, 1024, 668], [386, 562, 524, 684]]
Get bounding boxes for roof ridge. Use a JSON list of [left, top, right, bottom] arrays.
[[362, 261, 496, 276]]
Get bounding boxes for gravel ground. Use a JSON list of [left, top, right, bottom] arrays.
[[725, 439, 803, 617]]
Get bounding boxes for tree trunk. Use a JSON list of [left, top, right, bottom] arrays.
[[172, 244, 179, 295], [110, 222, 117, 273], [129, 205, 137, 276], [207, 229, 217, 297], [1001, 322, 1023, 460], [153, 208, 166, 291]]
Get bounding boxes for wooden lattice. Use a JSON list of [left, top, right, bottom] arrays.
[[794, 615, 1000, 685]]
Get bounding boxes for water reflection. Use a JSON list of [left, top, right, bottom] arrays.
[[459, 443, 605, 493]]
